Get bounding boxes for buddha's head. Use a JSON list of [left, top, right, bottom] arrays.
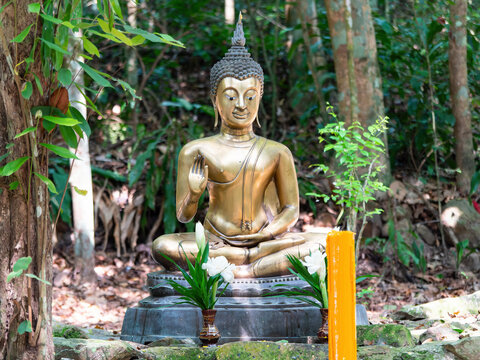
[[210, 14, 264, 129]]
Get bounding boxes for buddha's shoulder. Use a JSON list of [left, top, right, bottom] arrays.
[[179, 136, 218, 157], [261, 137, 293, 157]]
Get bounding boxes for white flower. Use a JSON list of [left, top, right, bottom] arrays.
[[195, 222, 206, 252], [301, 250, 327, 281], [202, 256, 236, 283]]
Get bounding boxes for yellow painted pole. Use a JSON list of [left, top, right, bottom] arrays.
[[327, 230, 357, 360]]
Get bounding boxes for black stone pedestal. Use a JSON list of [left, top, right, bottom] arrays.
[[120, 271, 368, 344]]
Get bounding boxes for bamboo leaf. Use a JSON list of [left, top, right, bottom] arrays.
[[77, 61, 113, 88], [41, 38, 71, 55], [40, 13, 62, 25], [40, 143, 79, 159], [34, 172, 58, 194], [0, 156, 29, 176], [82, 36, 100, 57], [42, 116, 79, 126], [33, 74, 43, 96], [14, 126, 36, 139], [58, 68, 72, 86], [110, 0, 123, 19], [11, 24, 33, 43]]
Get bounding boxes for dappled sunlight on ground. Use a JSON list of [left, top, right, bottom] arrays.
[[52, 252, 163, 331]]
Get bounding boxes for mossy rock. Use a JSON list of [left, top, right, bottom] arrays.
[[357, 324, 415, 347], [358, 343, 450, 360], [53, 324, 89, 339], [215, 341, 328, 360], [142, 346, 215, 360], [54, 337, 148, 360]]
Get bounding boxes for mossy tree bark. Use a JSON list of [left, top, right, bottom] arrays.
[[448, 0, 475, 195], [0, 1, 53, 359]]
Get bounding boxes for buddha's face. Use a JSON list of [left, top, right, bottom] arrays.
[[215, 77, 261, 129]]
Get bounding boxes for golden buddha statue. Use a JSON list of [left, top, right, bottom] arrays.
[[153, 15, 327, 278]]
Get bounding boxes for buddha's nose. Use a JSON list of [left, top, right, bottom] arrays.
[[236, 96, 246, 110]]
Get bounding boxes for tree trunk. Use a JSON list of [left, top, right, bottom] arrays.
[[325, 0, 391, 183], [0, 2, 53, 359], [296, 0, 328, 122], [448, 0, 475, 195], [68, 30, 97, 284], [225, 0, 235, 25]]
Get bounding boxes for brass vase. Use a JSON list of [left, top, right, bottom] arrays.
[[199, 309, 220, 346], [317, 308, 328, 343]]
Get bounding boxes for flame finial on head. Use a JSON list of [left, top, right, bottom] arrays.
[[210, 12, 264, 97], [231, 13, 246, 46]]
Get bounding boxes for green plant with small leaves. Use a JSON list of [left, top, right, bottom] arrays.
[[7, 257, 51, 335], [309, 105, 389, 262]]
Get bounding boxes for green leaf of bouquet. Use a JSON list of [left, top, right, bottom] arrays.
[[77, 62, 113, 88], [17, 320, 32, 335], [58, 68, 72, 86], [11, 24, 33, 43], [0, 156, 29, 176], [14, 126, 36, 139], [42, 116, 79, 126], [34, 172, 58, 194], [21, 81, 33, 100], [27, 2, 40, 13], [13, 256, 32, 272], [40, 143, 79, 159]]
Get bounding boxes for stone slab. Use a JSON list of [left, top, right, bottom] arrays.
[[121, 272, 368, 344]]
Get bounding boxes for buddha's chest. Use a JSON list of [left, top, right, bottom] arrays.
[[204, 140, 276, 185]]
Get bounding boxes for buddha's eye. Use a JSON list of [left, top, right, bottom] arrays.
[[246, 95, 256, 101], [225, 94, 236, 101]]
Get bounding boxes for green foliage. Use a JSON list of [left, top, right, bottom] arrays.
[[7, 257, 51, 285], [309, 106, 388, 248], [268, 254, 328, 309], [156, 225, 231, 310], [455, 239, 475, 271], [374, 0, 480, 174], [17, 320, 32, 335]]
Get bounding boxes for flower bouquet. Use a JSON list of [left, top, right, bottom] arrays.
[[160, 222, 236, 346], [270, 250, 329, 342]]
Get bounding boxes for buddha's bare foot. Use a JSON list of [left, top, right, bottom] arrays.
[[234, 264, 254, 278]]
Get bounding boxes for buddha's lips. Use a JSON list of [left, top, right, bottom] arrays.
[[233, 112, 249, 119]]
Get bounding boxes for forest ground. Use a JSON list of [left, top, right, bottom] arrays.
[[51, 220, 480, 332]]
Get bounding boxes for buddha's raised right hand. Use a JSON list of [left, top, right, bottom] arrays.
[[188, 154, 209, 196]]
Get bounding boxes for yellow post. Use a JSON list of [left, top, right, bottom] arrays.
[[327, 230, 357, 360]]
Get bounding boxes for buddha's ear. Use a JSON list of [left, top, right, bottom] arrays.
[[210, 94, 218, 128]]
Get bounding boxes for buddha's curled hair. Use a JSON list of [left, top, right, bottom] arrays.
[[210, 14, 264, 96]]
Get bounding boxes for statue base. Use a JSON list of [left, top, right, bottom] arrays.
[[120, 271, 369, 344]]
